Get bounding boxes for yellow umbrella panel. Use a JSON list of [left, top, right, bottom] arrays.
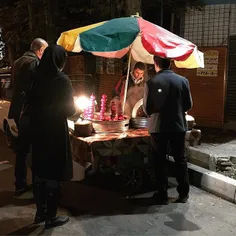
[[57, 21, 106, 52]]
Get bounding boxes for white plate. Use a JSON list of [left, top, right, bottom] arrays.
[[131, 99, 143, 118], [131, 98, 195, 123]]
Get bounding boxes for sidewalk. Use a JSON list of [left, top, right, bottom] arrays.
[[186, 127, 236, 203]]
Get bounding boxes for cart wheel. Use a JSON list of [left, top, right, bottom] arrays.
[[122, 168, 143, 193], [146, 168, 156, 187]]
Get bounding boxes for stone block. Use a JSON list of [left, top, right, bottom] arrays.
[[217, 157, 230, 163], [219, 161, 233, 166], [209, 155, 217, 171], [188, 147, 210, 167], [230, 156, 236, 164]]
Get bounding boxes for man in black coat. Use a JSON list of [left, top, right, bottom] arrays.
[[143, 56, 193, 205], [8, 38, 48, 199]]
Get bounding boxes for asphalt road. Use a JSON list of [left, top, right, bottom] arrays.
[[0, 131, 236, 236]]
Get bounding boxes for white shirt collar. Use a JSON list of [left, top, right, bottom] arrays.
[[130, 72, 144, 84]]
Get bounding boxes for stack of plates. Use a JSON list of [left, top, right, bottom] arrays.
[[131, 99, 149, 129], [130, 117, 149, 129]]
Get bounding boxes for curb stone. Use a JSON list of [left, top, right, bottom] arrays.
[[169, 156, 236, 204], [187, 147, 211, 169], [188, 146, 235, 171]]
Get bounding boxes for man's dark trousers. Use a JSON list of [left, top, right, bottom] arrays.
[[14, 116, 31, 191], [150, 132, 189, 198]]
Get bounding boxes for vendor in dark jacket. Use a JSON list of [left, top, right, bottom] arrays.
[[112, 61, 145, 117], [143, 56, 193, 205], [28, 45, 76, 228], [8, 38, 48, 199]]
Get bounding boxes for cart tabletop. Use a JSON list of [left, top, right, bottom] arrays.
[[71, 129, 150, 144]]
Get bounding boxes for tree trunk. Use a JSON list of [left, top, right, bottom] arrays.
[[170, 12, 175, 32], [124, 0, 142, 16], [160, 0, 164, 26], [44, 0, 57, 43], [27, 0, 33, 40], [6, 43, 15, 66]]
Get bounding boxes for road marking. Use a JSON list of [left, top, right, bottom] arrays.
[[0, 157, 12, 171], [0, 164, 13, 171], [0, 160, 9, 165]]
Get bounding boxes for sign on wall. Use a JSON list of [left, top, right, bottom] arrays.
[[197, 50, 219, 77], [106, 58, 115, 75], [96, 57, 104, 74]]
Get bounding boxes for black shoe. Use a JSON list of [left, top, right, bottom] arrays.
[[152, 192, 169, 205], [175, 194, 189, 203], [45, 215, 70, 229]]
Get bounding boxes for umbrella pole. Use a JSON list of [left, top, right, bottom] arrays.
[[122, 51, 132, 113]]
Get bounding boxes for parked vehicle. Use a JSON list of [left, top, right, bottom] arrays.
[[0, 75, 17, 148], [0, 74, 94, 149]]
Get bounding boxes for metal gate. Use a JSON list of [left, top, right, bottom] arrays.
[[225, 36, 236, 121]]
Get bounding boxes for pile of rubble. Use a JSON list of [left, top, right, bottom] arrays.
[[187, 127, 236, 180], [216, 156, 236, 179]]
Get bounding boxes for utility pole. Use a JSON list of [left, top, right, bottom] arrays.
[[124, 0, 142, 17]]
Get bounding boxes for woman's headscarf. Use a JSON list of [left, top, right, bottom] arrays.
[[29, 44, 68, 104], [37, 44, 67, 78]]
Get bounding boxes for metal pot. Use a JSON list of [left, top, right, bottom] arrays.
[[86, 112, 130, 133], [131, 99, 196, 130], [74, 120, 93, 137]]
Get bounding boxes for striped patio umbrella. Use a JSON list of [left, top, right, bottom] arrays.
[[57, 17, 204, 69]]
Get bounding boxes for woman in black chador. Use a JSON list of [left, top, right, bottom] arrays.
[[28, 45, 75, 228]]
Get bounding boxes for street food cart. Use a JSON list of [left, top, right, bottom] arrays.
[[67, 94, 198, 193], [58, 16, 204, 192]]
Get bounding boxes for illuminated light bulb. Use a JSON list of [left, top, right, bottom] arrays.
[[74, 96, 89, 111]]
